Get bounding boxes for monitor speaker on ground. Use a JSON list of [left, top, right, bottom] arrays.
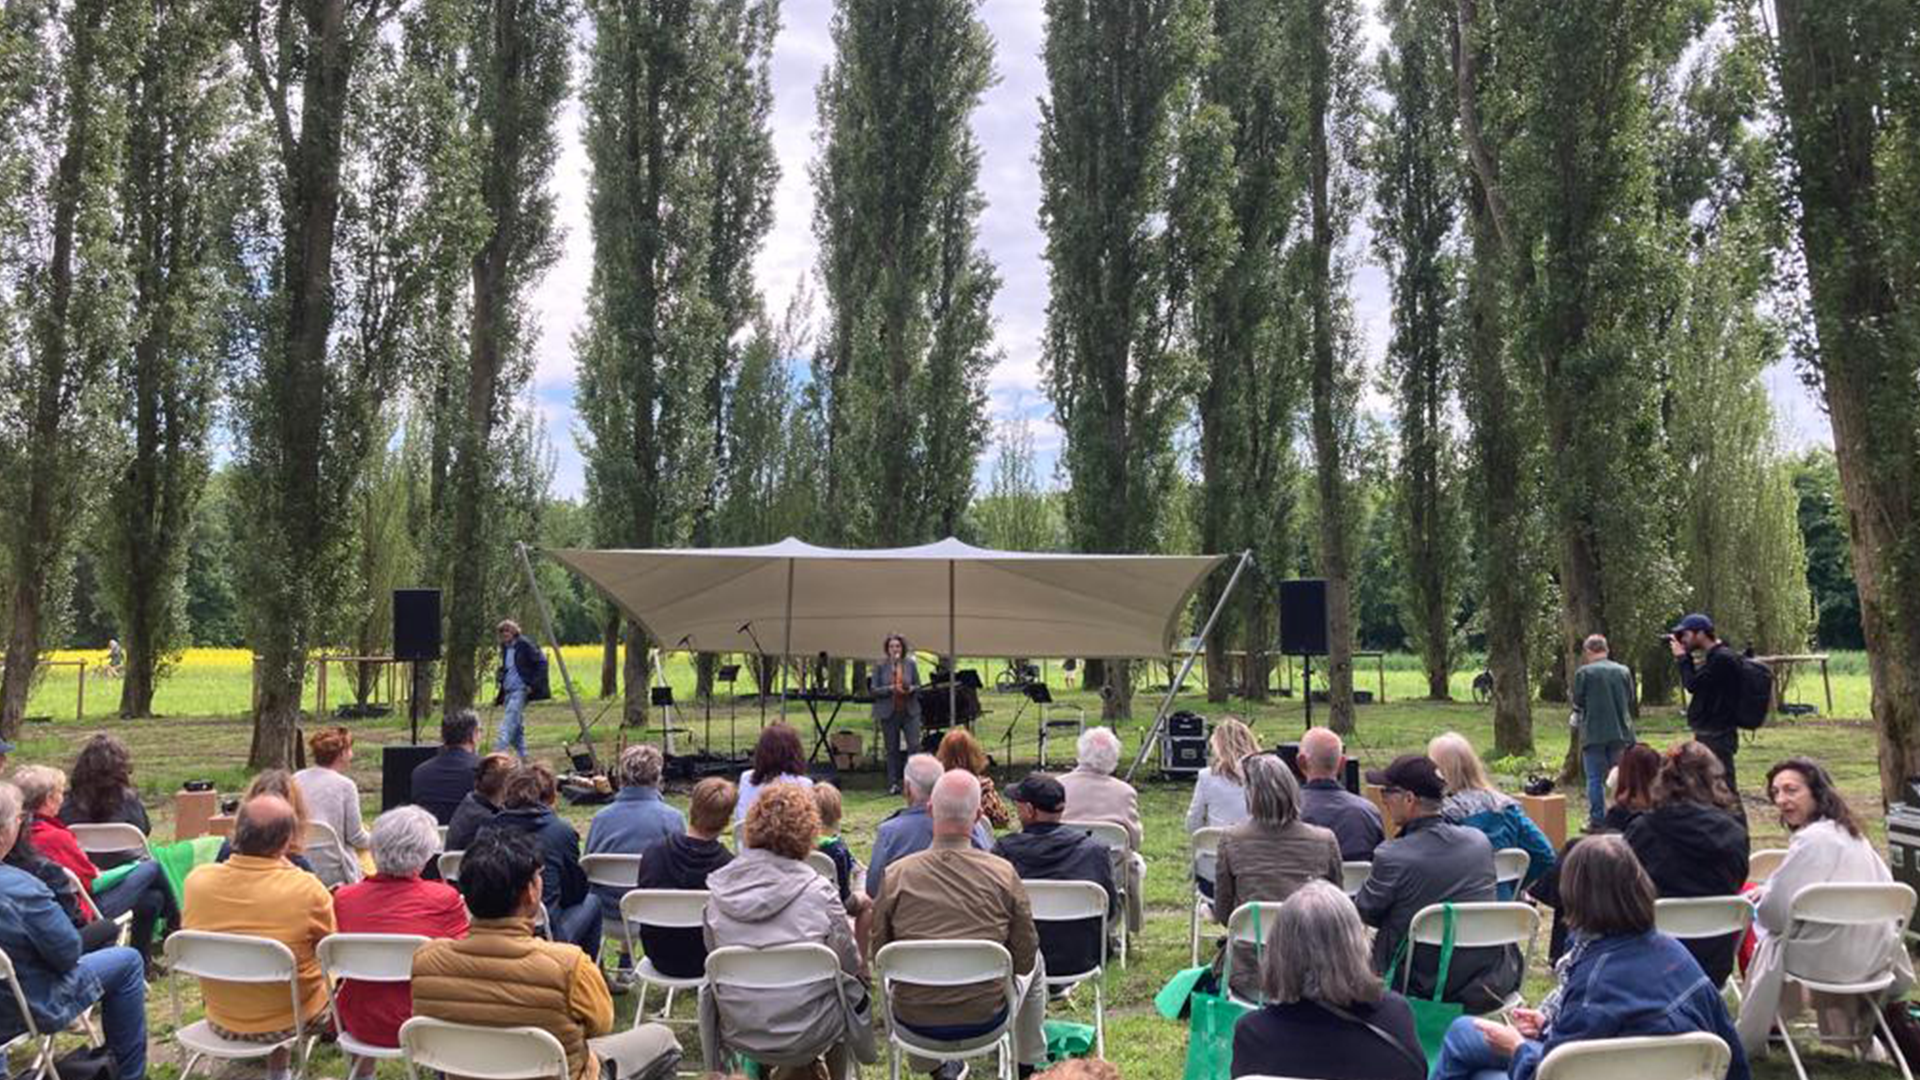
[[1273, 741, 1361, 794], [1162, 736, 1207, 777], [380, 744, 439, 811], [1278, 579, 1329, 656], [393, 589, 443, 662]]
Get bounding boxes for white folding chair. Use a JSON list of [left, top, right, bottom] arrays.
[[704, 943, 851, 1076], [1536, 1031, 1732, 1080], [58, 863, 132, 946], [399, 1016, 569, 1080], [1748, 848, 1788, 884], [1341, 860, 1372, 898], [318, 933, 430, 1064], [1062, 820, 1134, 967], [620, 889, 710, 1024], [438, 850, 463, 884], [1402, 902, 1540, 1016], [805, 849, 839, 883], [304, 819, 359, 888], [1774, 882, 1917, 1080], [0, 947, 78, 1080], [67, 823, 149, 863], [1222, 902, 1279, 1007], [1037, 705, 1086, 768], [1654, 896, 1754, 1004], [165, 930, 323, 1080], [874, 940, 1019, 1080], [437, 825, 450, 849], [579, 853, 646, 965], [1024, 880, 1108, 1056], [1494, 848, 1531, 893], [1188, 827, 1226, 965]]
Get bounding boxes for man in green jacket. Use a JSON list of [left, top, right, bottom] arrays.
[[1571, 634, 1636, 829]]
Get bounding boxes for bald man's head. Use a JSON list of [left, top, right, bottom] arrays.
[[929, 769, 982, 835], [234, 793, 297, 858], [1300, 727, 1343, 778]]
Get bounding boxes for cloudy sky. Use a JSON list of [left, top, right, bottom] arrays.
[[526, 4, 1831, 500]]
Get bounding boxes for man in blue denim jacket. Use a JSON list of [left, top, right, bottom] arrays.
[[0, 780, 149, 1080]]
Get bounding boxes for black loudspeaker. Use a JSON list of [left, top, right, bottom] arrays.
[[1273, 742, 1361, 794], [1163, 736, 1208, 777], [1278, 579, 1329, 656], [1168, 711, 1206, 738], [393, 589, 443, 661], [381, 744, 439, 811]]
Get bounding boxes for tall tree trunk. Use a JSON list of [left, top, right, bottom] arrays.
[[1774, 0, 1920, 805], [622, 621, 651, 727], [600, 609, 619, 699]]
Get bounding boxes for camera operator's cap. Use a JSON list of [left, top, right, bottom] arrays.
[[1006, 772, 1066, 812], [1364, 754, 1446, 801], [1670, 613, 1715, 635]]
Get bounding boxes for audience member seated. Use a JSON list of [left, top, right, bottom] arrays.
[[294, 726, 372, 886], [482, 762, 599, 956], [447, 752, 515, 852], [216, 769, 319, 876], [1213, 755, 1342, 1000], [412, 829, 682, 1080], [3, 818, 120, 953], [587, 744, 683, 976], [938, 727, 1010, 830], [1623, 740, 1749, 987], [1530, 741, 1662, 961], [1429, 731, 1556, 893], [1354, 754, 1520, 1014], [1737, 756, 1914, 1058], [1430, 836, 1749, 1080], [0, 780, 149, 1080], [1298, 727, 1385, 861], [735, 723, 813, 826], [411, 710, 483, 825], [866, 754, 991, 900], [1230, 879, 1425, 1080], [701, 783, 875, 1077], [812, 784, 864, 911], [331, 806, 469, 1076], [1057, 727, 1145, 937], [183, 794, 336, 1080], [17, 764, 178, 964], [993, 773, 1116, 979], [870, 770, 1048, 1079], [1185, 719, 1257, 896], [634, 778, 736, 980], [58, 734, 151, 869]]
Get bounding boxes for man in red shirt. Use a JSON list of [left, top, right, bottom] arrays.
[[332, 805, 469, 1074]]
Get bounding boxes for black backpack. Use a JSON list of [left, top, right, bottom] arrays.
[[1735, 653, 1773, 730]]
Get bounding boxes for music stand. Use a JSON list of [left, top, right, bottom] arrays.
[[650, 686, 680, 755], [1001, 679, 1053, 764], [718, 663, 740, 753]]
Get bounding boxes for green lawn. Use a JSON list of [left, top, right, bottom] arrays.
[[7, 652, 1902, 1079]]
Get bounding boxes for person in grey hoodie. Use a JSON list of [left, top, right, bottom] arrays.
[[700, 784, 875, 1077]]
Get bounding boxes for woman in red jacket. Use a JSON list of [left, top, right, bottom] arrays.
[[14, 765, 177, 965]]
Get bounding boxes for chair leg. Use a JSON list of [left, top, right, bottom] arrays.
[[1874, 1000, 1916, 1080], [887, 1038, 901, 1080], [663, 985, 677, 1019], [178, 1051, 204, 1080], [1779, 1008, 1812, 1080], [1094, 975, 1106, 1059]]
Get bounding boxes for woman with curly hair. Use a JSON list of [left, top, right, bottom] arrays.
[[60, 734, 150, 868], [1737, 757, 1914, 1056], [735, 722, 812, 825], [702, 783, 873, 1077], [936, 727, 1008, 830], [1622, 741, 1749, 987]]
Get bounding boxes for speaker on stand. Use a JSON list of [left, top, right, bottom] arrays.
[[393, 588, 443, 745], [1279, 579, 1329, 729]]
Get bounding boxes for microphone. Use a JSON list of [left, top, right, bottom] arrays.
[[676, 634, 693, 649], [738, 621, 752, 634]]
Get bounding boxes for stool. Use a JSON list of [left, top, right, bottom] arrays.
[[1038, 705, 1086, 768]]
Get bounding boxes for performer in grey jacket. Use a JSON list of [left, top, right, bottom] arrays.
[[869, 634, 922, 795]]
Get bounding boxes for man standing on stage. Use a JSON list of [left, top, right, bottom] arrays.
[[494, 620, 550, 760], [1669, 613, 1741, 792]]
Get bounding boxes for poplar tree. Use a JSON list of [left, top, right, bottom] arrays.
[[811, 0, 999, 548], [1040, 0, 1203, 719]]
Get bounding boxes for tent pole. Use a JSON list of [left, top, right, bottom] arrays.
[[1124, 550, 1254, 783], [516, 542, 596, 765], [948, 560, 957, 731], [780, 558, 795, 724]]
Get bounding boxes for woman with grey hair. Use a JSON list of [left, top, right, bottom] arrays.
[[331, 806, 469, 1075], [1058, 726, 1147, 937], [1214, 753, 1343, 1001], [1230, 880, 1425, 1079]]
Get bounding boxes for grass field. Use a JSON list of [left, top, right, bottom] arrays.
[[7, 648, 1902, 1079]]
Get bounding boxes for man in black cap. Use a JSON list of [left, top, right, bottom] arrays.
[[992, 773, 1116, 977], [1669, 612, 1742, 792], [1353, 754, 1518, 1013]]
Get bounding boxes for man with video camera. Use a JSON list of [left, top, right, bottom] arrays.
[[1667, 613, 1741, 792]]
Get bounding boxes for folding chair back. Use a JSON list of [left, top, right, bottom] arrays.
[[319, 934, 430, 1060], [68, 823, 148, 862], [0, 948, 55, 1080], [704, 943, 842, 991], [1747, 848, 1788, 884], [1341, 861, 1372, 897], [805, 850, 838, 883], [1789, 881, 1917, 932], [1654, 897, 1753, 942], [1494, 848, 1531, 890], [1536, 1032, 1731, 1080], [399, 1016, 568, 1080], [164, 931, 314, 1080], [1062, 820, 1130, 856], [1190, 826, 1225, 883], [579, 853, 645, 891], [619, 888, 710, 932], [438, 850, 463, 884], [1022, 880, 1110, 1056], [1407, 901, 1539, 950]]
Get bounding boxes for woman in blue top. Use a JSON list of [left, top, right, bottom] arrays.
[[1429, 731, 1556, 895], [1431, 835, 1749, 1080]]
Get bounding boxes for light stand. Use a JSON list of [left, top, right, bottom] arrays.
[[740, 621, 771, 731]]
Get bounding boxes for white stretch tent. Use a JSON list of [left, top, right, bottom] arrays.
[[545, 537, 1227, 660]]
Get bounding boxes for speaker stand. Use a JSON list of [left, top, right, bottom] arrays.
[[1302, 653, 1313, 731]]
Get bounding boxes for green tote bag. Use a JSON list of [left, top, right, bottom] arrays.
[[1382, 902, 1464, 1065], [1179, 903, 1264, 1080]]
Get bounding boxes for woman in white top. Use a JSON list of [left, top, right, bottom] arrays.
[[1737, 756, 1914, 1056], [1186, 718, 1259, 895], [292, 726, 371, 886], [735, 722, 814, 826]]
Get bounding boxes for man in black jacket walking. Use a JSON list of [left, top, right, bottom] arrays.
[[1670, 613, 1742, 792]]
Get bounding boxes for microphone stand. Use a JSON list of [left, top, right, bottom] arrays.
[[740, 621, 771, 743]]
